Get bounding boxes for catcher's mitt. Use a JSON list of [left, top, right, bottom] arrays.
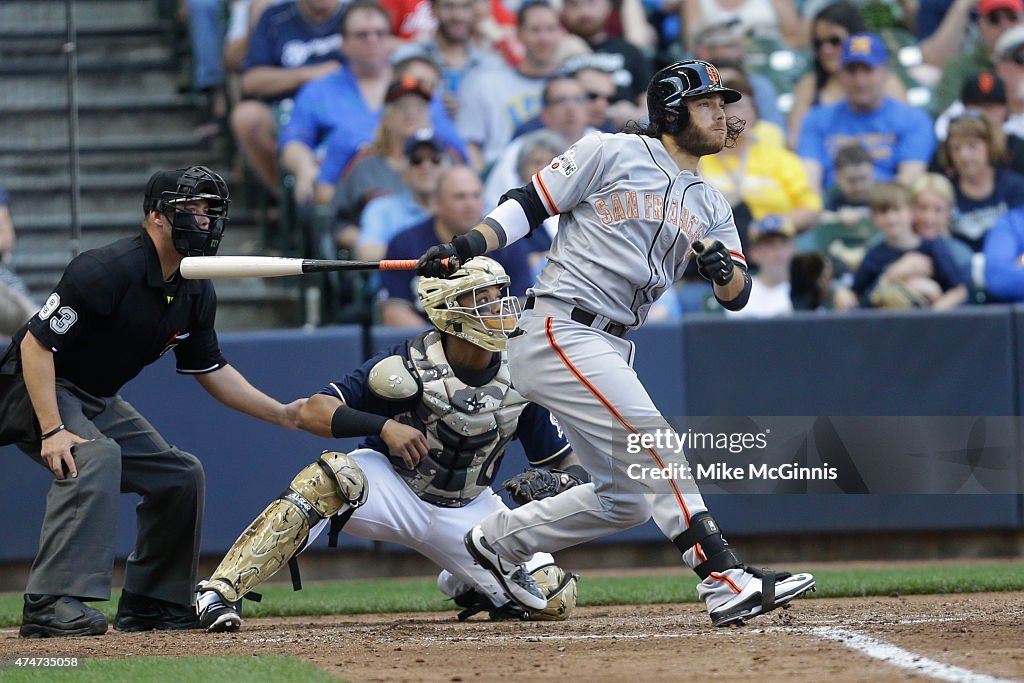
[[503, 465, 590, 506]]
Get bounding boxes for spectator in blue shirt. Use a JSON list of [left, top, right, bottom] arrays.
[[379, 166, 533, 327], [229, 0, 346, 196], [853, 181, 968, 309], [280, 32, 465, 207], [279, 0, 396, 206], [983, 205, 1024, 299], [797, 32, 936, 193]]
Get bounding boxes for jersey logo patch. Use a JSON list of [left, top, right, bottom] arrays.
[[49, 306, 78, 335], [159, 331, 189, 357], [550, 413, 564, 439], [552, 150, 577, 177], [38, 293, 60, 320]]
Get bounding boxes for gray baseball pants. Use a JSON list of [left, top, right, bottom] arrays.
[[480, 297, 712, 571], [18, 380, 204, 605]]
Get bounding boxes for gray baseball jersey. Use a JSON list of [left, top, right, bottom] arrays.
[[525, 131, 746, 327]]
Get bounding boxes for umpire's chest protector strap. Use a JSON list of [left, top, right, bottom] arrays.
[[673, 512, 743, 579]]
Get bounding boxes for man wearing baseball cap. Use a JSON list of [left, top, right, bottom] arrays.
[[356, 128, 452, 261], [797, 32, 935, 192], [934, 0, 1022, 113], [934, 70, 1009, 142], [725, 216, 797, 319]]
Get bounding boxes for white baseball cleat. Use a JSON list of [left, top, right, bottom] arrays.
[[706, 567, 816, 627], [464, 527, 548, 611]]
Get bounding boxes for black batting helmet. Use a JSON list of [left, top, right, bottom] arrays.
[[646, 60, 742, 136]]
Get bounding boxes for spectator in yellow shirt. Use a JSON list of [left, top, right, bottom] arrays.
[[700, 69, 822, 249]]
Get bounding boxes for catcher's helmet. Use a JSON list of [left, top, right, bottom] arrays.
[[647, 60, 742, 136], [417, 256, 522, 352], [144, 166, 230, 257]]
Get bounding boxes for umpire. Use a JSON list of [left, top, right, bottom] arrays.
[[0, 166, 305, 638]]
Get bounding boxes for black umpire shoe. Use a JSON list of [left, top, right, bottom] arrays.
[[19, 594, 108, 638], [113, 589, 199, 631]]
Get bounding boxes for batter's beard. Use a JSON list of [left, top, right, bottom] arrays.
[[674, 125, 725, 156], [675, 115, 746, 155], [678, 130, 725, 156]]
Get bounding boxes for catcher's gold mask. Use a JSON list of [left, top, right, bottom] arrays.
[[417, 256, 522, 352]]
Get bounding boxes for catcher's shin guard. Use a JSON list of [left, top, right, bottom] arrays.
[[203, 451, 367, 602]]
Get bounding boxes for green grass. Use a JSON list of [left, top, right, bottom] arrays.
[[0, 655, 340, 682], [1, 563, 1021, 628]]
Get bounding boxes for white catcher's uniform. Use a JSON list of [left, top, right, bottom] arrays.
[[480, 132, 747, 583], [308, 329, 568, 607]]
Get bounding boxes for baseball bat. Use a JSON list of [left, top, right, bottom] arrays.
[[179, 256, 442, 280]]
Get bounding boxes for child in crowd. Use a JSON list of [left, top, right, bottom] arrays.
[[853, 182, 968, 309], [909, 173, 977, 294], [804, 142, 878, 274]]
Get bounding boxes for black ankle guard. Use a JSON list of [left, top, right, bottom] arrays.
[[672, 512, 742, 580]]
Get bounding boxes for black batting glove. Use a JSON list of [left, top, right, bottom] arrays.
[[416, 243, 461, 278], [692, 239, 735, 286]]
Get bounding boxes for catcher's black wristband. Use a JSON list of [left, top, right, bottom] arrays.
[[452, 230, 487, 263], [330, 405, 389, 439]]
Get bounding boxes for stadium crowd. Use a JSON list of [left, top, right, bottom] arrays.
[[172, 0, 1024, 322]]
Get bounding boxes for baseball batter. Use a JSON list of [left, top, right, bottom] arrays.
[[195, 258, 581, 632], [417, 60, 816, 626]]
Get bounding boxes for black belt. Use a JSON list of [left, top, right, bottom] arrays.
[[523, 296, 628, 338]]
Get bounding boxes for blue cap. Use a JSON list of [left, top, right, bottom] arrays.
[[841, 33, 888, 69], [749, 215, 795, 243], [404, 128, 445, 157]]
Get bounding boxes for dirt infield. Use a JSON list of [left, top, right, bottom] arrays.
[[2, 592, 1022, 681]]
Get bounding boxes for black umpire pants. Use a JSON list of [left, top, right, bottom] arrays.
[[14, 380, 204, 606]]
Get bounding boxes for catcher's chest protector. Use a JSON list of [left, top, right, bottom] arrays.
[[399, 330, 529, 507]]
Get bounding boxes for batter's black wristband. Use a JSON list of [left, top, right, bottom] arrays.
[[716, 268, 752, 311], [452, 230, 487, 263], [330, 405, 389, 439]]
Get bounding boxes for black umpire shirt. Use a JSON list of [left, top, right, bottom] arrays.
[[1, 232, 227, 398]]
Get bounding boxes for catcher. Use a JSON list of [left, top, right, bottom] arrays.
[[195, 258, 585, 632]]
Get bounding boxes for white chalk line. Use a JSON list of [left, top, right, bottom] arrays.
[[227, 621, 1022, 682], [805, 626, 1018, 683], [382, 614, 1021, 683]]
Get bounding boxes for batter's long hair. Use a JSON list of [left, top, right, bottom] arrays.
[[622, 114, 745, 149]]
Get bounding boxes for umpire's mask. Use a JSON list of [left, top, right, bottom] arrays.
[[144, 166, 230, 257]]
